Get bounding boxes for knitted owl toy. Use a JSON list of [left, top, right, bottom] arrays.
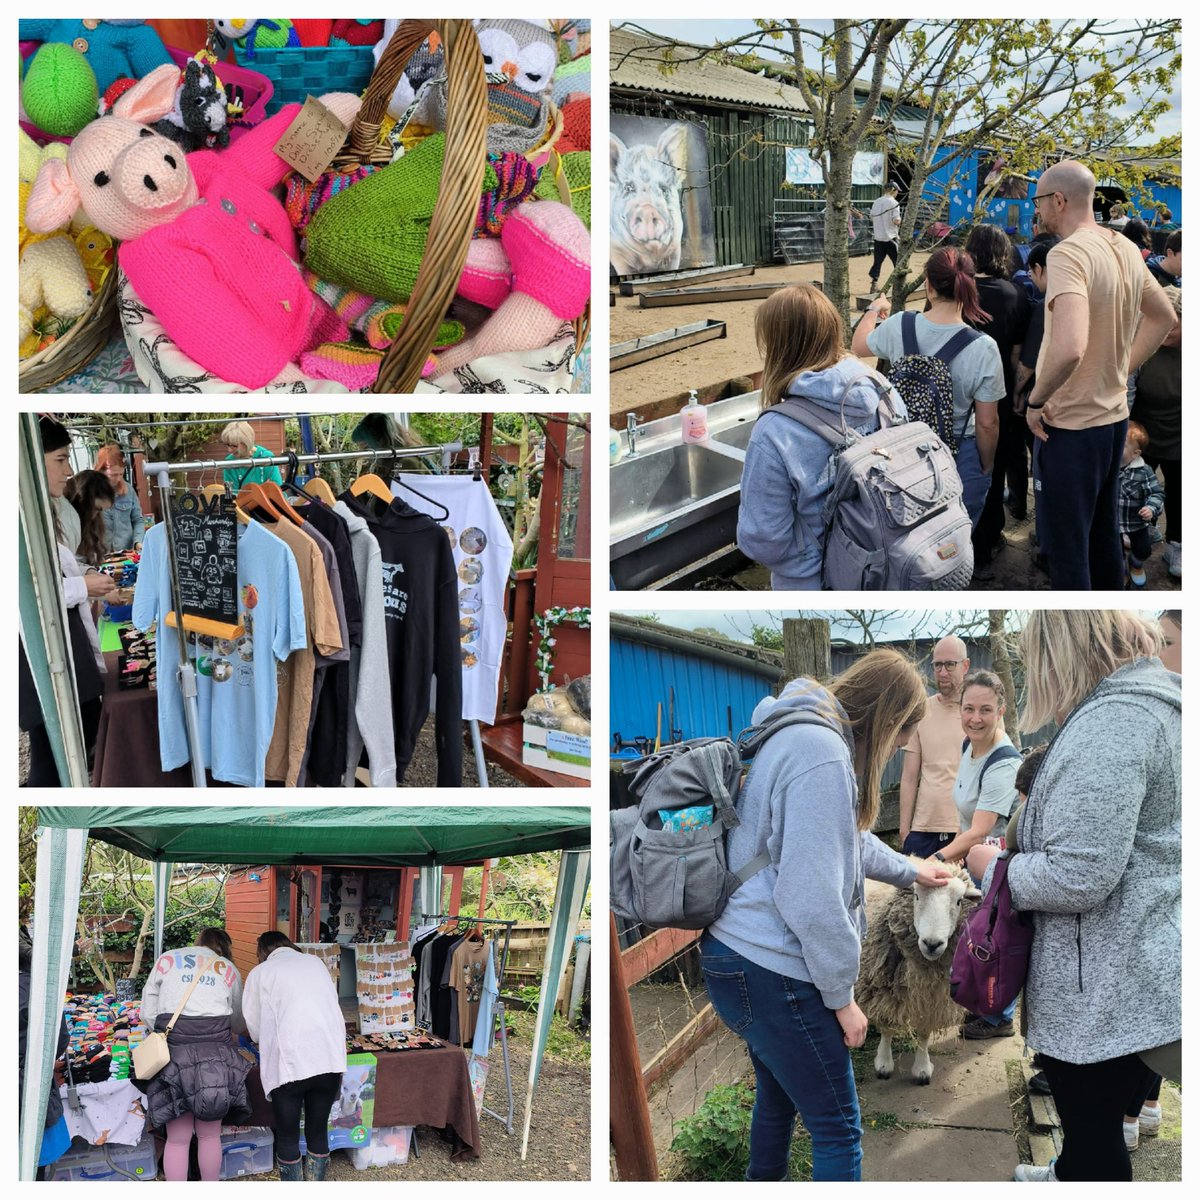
[[25, 64, 362, 388], [18, 19, 172, 96], [429, 20, 558, 154]]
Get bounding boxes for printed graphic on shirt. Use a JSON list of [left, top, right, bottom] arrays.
[[458, 557, 483, 585], [460, 527, 488, 554], [154, 950, 237, 988], [444, 526, 459, 550], [381, 561, 409, 621], [459, 587, 482, 614], [462, 960, 485, 1003]]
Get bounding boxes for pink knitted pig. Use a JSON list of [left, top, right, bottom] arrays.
[[26, 64, 362, 388], [434, 200, 590, 376]]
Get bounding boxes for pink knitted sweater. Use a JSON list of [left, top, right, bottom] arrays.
[[118, 105, 318, 388]]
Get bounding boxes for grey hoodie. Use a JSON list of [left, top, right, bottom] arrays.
[[986, 658, 1180, 1064], [736, 357, 907, 590], [709, 679, 916, 1009], [334, 500, 397, 788]]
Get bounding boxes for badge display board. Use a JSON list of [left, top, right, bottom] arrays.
[[170, 491, 238, 624]]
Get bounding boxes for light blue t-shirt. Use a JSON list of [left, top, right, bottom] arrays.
[[867, 312, 1006, 440], [470, 942, 499, 1057], [133, 520, 306, 786]]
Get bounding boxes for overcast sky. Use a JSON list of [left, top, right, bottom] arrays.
[[620, 19, 1181, 144]]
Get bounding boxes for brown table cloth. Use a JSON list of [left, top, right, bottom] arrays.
[[244, 1045, 481, 1161]]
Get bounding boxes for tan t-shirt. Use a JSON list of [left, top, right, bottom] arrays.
[[1037, 225, 1155, 429], [910, 692, 963, 833], [264, 520, 342, 786], [450, 937, 492, 1047]]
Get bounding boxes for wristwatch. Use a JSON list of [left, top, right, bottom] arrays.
[[933, 852, 946, 862]]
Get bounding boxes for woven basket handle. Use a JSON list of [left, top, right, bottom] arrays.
[[332, 19, 486, 393]]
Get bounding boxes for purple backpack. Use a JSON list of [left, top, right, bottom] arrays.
[[949, 853, 1034, 1016]]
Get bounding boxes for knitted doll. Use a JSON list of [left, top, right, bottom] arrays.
[[26, 64, 362, 389], [18, 19, 172, 96], [433, 200, 589, 376]]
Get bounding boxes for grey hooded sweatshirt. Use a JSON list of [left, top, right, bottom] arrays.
[[984, 657, 1180, 1064], [334, 500, 397, 788], [709, 679, 916, 1010]]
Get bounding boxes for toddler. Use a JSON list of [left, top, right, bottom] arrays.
[[1119, 421, 1165, 587]]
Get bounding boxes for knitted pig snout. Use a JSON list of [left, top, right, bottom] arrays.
[[118, 137, 189, 208], [502, 201, 590, 320]]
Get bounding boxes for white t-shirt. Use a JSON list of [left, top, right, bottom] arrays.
[[953, 735, 1020, 840], [392, 475, 514, 724], [870, 194, 901, 242]]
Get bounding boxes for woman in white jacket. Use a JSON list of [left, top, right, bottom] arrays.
[[19, 417, 115, 785], [243, 931, 347, 1182]]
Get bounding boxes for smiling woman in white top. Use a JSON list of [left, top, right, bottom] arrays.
[[242, 931, 347, 1181]]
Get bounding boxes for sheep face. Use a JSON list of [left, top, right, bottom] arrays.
[[911, 874, 982, 961]]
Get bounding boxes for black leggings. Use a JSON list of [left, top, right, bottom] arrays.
[[1144, 455, 1181, 544], [1125, 1072, 1163, 1118], [270, 1072, 342, 1160], [24, 698, 102, 786], [1040, 1053, 1159, 1181]]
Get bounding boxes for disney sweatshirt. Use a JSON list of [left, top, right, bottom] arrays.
[[140, 946, 246, 1033]]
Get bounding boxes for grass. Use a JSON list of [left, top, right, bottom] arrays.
[[505, 1008, 590, 1067]]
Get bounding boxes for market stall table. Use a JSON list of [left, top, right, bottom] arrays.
[[244, 1045, 481, 1161]]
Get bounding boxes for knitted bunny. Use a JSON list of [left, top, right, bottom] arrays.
[[26, 64, 362, 388]]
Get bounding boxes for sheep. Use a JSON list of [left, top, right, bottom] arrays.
[[856, 858, 981, 1085]]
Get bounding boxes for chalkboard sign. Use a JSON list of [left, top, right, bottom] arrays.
[[170, 491, 238, 624], [115, 979, 138, 1003]]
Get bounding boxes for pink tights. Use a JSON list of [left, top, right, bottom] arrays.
[[164, 1113, 223, 1182]]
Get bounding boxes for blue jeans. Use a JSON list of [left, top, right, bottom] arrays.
[[700, 934, 862, 1181], [955, 436, 992, 529]]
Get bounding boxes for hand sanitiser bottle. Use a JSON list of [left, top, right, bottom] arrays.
[[680, 390, 709, 443]]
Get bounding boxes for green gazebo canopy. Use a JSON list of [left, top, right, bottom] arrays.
[[38, 806, 591, 866]]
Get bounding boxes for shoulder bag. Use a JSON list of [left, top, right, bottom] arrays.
[[131, 957, 217, 1081]]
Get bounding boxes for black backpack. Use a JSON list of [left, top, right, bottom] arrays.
[[887, 311, 982, 454]]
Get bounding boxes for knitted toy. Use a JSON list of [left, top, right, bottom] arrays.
[[153, 59, 230, 153], [18, 19, 172, 96], [433, 200, 589, 376], [429, 20, 557, 154], [26, 64, 362, 389], [291, 19, 334, 47], [331, 19, 384, 48], [302, 269, 464, 350], [21, 43, 100, 137], [99, 77, 140, 116], [74, 226, 115, 291], [552, 55, 591, 107], [372, 23, 444, 123], [213, 19, 300, 57], [558, 99, 590, 154], [532, 151, 590, 229]]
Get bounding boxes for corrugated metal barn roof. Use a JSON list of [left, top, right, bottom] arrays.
[[611, 27, 812, 114]]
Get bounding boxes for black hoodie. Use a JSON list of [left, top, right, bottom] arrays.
[[338, 492, 462, 786]]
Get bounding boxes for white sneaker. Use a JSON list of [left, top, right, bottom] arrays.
[[1124, 1119, 1140, 1152], [1014, 1160, 1059, 1181], [1139, 1104, 1162, 1138], [1164, 542, 1182, 578]]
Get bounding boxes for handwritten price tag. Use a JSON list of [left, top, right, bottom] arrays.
[[274, 96, 349, 183]]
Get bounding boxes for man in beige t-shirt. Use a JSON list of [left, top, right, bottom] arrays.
[[1026, 160, 1177, 589], [899, 636, 970, 858]]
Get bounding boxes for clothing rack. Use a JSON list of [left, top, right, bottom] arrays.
[[419, 913, 517, 1134], [139, 443, 487, 790]]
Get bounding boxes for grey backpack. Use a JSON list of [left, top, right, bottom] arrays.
[[776, 370, 974, 590], [610, 714, 827, 931]]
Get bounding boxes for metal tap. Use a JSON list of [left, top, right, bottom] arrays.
[[626, 412, 644, 457]]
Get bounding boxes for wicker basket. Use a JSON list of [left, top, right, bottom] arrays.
[[19, 264, 120, 393], [324, 19, 489, 394], [233, 40, 375, 115]]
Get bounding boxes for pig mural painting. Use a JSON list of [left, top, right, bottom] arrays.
[[609, 114, 716, 276]]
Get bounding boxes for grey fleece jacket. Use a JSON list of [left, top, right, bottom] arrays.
[[709, 680, 916, 1009], [334, 500, 397, 788], [984, 658, 1181, 1064]]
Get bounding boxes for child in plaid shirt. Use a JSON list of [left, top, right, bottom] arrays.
[[1119, 421, 1166, 587]]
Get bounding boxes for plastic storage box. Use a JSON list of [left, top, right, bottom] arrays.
[[50, 1132, 158, 1181], [219, 1126, 275, 1179], [348, 1126, 413, 1170]]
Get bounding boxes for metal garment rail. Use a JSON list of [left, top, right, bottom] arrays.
[[419, 913, 517, 1134], [140, 443, 488, 789]]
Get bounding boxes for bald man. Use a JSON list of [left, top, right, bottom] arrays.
[[898, 636, 970, 858], [1027, 161, 1178, 589]]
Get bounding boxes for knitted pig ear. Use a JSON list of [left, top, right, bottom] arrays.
[[112, 63, 182, 125], [25, 159, 82, 234]]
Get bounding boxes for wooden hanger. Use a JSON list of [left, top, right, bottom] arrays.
[[303, 476, 337, 506], [350, 472, 395, 506], [236, 482, 281, 523], [259, 479, 305, 526]]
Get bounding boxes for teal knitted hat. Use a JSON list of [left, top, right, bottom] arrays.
[[22, 43, 99, 137]]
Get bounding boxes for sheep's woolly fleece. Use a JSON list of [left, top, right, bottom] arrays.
[[856, 858, 979, 1039]]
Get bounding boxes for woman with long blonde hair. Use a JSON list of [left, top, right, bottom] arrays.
[[703, 648, 955, 1181], [736, 285, 908, 589], [966, 612, 1180, 1183]]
